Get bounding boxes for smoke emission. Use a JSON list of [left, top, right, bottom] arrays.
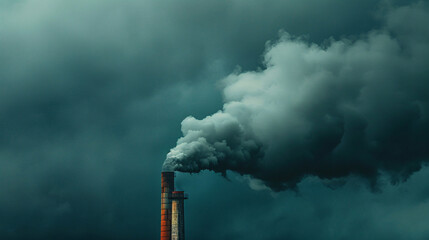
[[164, 3, 429, 190]]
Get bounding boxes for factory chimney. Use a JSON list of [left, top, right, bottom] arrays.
[[171, 191, 187, 240], [161, 172, 187, 240]]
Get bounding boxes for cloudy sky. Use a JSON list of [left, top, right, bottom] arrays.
[[1, 0, 429, 239]]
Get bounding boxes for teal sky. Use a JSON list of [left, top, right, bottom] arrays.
[[0, 0, 429, 239]]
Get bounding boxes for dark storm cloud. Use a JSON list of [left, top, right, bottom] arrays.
[[0, 0, 428, 239], [182, 167, 429, 240], [165, 2, 429, 191]]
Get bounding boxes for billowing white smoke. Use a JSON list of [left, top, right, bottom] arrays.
[[163, 109, 263, 173], [164, 3, 429, 190]]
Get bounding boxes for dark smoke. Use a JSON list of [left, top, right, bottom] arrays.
[[164, 3, 429, 191]]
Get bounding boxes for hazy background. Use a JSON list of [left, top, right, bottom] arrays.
[[1, 0, 429, 239]]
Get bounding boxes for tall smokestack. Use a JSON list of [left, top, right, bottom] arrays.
[[171, 191, 187, 240], [161, 172, 174, 240], [161, 172, 188, 240]]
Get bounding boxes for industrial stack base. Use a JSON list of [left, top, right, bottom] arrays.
[[161, 172, 188, 240]]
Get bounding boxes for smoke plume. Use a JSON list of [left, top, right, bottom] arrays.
[[164, 3, 429, 190]]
